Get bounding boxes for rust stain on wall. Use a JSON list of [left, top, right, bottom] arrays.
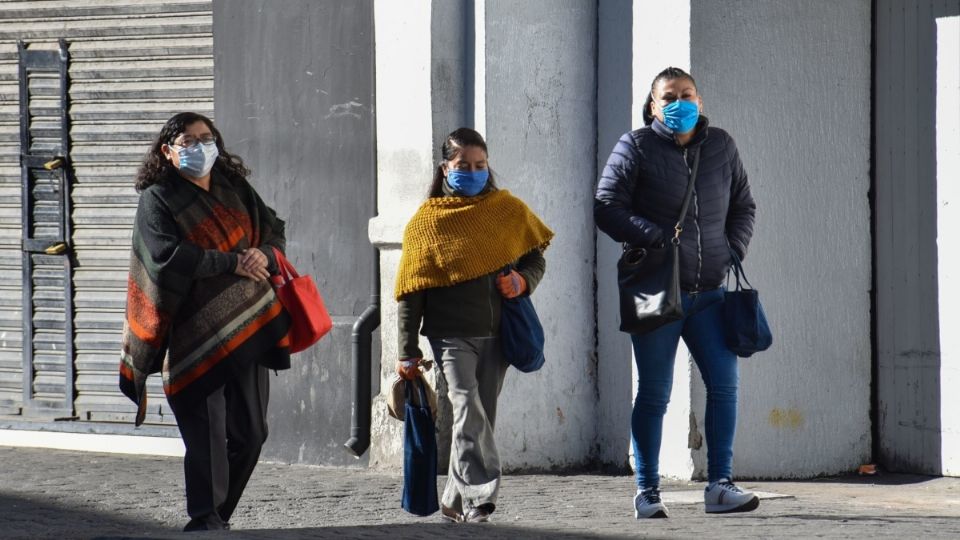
[[769, 408, 805, 430]]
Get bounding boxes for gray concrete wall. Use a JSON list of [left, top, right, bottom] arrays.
[[485, 0, 599, 469], [875, 0, 960, 475], [595, 0, 635, 470], [213, 0, 377, 466], [689, 0, 873, 478]]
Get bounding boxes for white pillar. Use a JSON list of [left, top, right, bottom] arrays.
[[629, 0, 695, 482], [368, 0, 435, 468], [936, 15, 960, 477]]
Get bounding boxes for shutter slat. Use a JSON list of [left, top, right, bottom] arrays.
[[0, 0, 212, 426]]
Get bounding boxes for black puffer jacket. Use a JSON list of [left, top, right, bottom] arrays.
[[594, 116, 755, 292]]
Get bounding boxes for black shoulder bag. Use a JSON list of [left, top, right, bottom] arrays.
[[617, 148, 700, 334]]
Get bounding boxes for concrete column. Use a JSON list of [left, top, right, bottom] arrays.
[[937, 15, 960, 477], [368, 0, 435, 468], [595, 0, 635, 470], [484, 0, 597, 469], [690, 0, 872, 478]]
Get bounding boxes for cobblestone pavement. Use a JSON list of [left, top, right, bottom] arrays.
[[2, 446, 960, 539]]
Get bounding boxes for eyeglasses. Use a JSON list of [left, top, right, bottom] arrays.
[[170, 134, 216, 148]]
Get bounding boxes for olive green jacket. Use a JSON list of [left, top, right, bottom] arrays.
[[397, 248, 546, 359]]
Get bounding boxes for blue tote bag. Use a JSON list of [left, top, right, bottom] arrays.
[[724, 250, 772, 358], [401, 379, 439, 516], [499, 268, 546, 373]]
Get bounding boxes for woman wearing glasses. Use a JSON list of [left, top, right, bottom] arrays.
[[120, 112, 290, 531]]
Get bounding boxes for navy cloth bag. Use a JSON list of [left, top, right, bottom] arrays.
[[499, 268, 546, 373], [401, 379, 439, 516], [724, 250, 772, 358]]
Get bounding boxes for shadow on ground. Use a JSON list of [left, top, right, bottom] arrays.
[[0, 492, 632, 540], [94, 524, 633, 540], [801, 473, 941, 486], [0, 493, 177, 540]]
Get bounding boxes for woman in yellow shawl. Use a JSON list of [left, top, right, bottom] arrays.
[[395, 128, 553, 523]]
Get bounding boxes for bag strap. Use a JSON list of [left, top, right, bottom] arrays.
[[620, 146, 701, 253], [671, 148, 701, 246], [727, 248, 754, 291], [271, 246, 298, 283]]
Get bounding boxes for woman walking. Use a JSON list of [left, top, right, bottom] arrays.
[[120, 112, 290, 531], [594, 67, 758, 519], [395, 128, 553, 523]]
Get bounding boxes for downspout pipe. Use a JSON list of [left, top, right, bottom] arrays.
[[346, 9, 380, 458], [345, 247, 380, 458]]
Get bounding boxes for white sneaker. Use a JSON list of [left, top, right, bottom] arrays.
[[704, 479, 760, 514], [634, 487, 669, 519]]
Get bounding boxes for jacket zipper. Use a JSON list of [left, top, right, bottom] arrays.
[[681, 147, 704, 292], [489, 275, 496, 334], [693, 190, 703, 291]]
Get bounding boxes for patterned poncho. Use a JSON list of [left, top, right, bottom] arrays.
[[120, 170, 291, 425], [394, 189, 554, 300]]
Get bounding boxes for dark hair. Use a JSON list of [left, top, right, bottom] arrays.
[[428, 127, 497, 198], [642, 67, 698, 126], [134, 112, 251, 192]]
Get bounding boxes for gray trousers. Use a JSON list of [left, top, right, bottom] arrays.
[[430, 337, 510, 512]]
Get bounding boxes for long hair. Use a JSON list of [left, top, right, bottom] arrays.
[[135, 112, 251, 192], [427, 127, 497, 198], [642, 67, 698, 126]]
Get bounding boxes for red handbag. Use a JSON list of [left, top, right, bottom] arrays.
[[269, 247, 332, 353]]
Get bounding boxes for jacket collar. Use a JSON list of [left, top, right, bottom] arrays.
[[651, 115, 710, 148]]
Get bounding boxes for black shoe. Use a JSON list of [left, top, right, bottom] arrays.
[[183, 515, 227, 531], [465, 503, 495, 523]]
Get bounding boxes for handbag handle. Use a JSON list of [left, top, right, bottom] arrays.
[[727, 248, 755, 291], [270, 246, 299, 285]]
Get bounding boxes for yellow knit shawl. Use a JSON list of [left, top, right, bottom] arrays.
[[395, 189, 553, 300]]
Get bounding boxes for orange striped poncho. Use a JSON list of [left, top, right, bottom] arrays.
[[120, 170, 291, 425]]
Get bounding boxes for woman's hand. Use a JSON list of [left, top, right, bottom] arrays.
[[396, 359, 421, 381], [234, 248, 270, 281], [235, 249, 270, 281], [496, 269, 527, 298]]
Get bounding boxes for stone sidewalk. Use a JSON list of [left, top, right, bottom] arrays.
[[1, 446, 960, 539]]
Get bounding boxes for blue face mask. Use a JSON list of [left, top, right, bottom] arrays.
[[660, 99, 700, 134], [446, 169, 489, 196], [176, 141, 219, 178]]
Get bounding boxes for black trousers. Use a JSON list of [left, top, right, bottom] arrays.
[[170, 362, 270, 526]]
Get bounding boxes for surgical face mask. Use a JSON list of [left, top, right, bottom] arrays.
[[660, 99, 700, 134], [175, 141, 219, 178], [446, 169, 489, 196]]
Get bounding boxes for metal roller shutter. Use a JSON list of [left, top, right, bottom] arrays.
[[0, 0, 213, 425]]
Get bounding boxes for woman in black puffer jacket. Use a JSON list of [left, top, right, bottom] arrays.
[[594, 67, 758, 520]]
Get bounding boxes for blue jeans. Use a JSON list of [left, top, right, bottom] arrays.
[[630, 288, 738, 488]]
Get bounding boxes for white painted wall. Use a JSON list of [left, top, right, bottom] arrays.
[[689, 0, 873, 478], [368, 0, 436, 468], [937, 15, 960, 477], [628, 0, 696, 482]]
